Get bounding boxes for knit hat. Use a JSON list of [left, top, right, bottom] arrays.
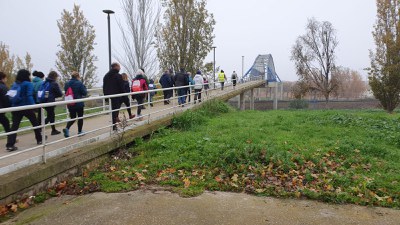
[[196, 70, 202, 75], [136, 69, 144, 76]]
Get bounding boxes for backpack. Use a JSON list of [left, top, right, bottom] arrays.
[[65, 86, 75, 106], [37, 81, 52, 103], [7, 82, 23, 105], [131, 79, 143, 92]]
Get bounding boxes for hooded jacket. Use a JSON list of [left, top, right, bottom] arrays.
[[65, 78, 87, 108], [132, 74, 149, 98], [194, 74, 204, 90], [11, 81, 35, 107], [42, 78, 63, 103], [32, 76, 43, 103]]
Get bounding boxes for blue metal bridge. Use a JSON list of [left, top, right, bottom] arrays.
[[243, 54, 281, 83]]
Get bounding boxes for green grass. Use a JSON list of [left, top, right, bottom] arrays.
[[71, 101, 400, 207]]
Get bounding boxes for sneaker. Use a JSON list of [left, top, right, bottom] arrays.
[[129, 115, 136, 120], [63, 128, 70, 138], [150, 103, 154, 107], [6, 146, 18, 152], [78, 131, 86, 137], [51, 130, 61, 136], [115, 117, 121, 123]]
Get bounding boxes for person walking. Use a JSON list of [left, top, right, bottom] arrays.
[[103, 62, 125, 130], [120, 73, 135, 120], [159, 70, 173, 105], [203, 75, 210, 96], [149, 79, 157, 107], [0, 72, 11, 137], [131, 70, 148, 120], [62, 72, 88, 138], [32, 71, 45, 104], [218, 70, 227, 90], [187, 72, 194, 103], [231, 71, 238, 88], [173, 68, 189, 107], [193, 70, 204, 104], [37, 71, 63, 135], [6, 69, 43, 151]]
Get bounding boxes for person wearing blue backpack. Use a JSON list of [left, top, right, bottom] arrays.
[[148, 79, 157, 107], [0, 72, 11, 136], [37, 71, 63, 135], [6, 69, 43, 151], [62, 71, 87, 138]]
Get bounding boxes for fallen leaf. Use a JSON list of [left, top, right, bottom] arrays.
[[183, 178, 191, 188], [295, 192, 301, 198], [135, 172, 146, 181], [231, 174, 239, 182], [255, 189, 265, 193], [215, 176, 223, 183], [56, 181, 67, 192], [9, 204, 18, 213], [110, 166, 116, 172], [0, 206, 8, 216]]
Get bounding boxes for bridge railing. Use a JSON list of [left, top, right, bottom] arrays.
[[0, 76, 263, 174]]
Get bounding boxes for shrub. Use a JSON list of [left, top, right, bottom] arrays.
[[289, 99, 309, 109]]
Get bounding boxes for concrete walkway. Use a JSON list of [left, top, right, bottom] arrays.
[[0, 81, 260, 175], [4, 189, 400, 225]]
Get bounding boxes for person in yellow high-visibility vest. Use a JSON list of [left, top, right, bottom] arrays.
[[218, 70, 227, 90]]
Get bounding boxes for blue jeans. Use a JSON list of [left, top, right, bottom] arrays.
[[178, 88, 186, 105]]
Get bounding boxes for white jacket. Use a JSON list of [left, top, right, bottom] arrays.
[[194, 74, 204, 89]]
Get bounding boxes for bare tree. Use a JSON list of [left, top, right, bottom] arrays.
[[333, 67, 367, 99], [117, 0, 161, 80], [291, 18, 339, 103]]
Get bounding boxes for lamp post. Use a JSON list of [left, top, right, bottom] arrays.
[[242, 56, 244, 81], [103, 9, 115, 70], [212, 46, 216, 89]]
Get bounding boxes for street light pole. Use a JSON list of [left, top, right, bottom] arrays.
[[103, 10, 115, 70], [242, 56, 244, 81], [212, 46, 216, 89]]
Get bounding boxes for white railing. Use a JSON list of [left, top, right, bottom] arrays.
[[0, 76, 263, 174]]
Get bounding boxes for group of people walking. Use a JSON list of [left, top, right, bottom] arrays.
[[0, 70, 87, 151], [0, 63, 240, 151]]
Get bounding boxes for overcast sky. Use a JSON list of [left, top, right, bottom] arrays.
[[0, 0, 376, 85]]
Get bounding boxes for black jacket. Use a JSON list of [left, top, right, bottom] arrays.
[[159, 73, 173, 88], [0, 81, 10, 109], [123, 80, 130, 93], [103, 69, 125, 96], [174, 72, 189, 87], [44, 78, 63, 103]]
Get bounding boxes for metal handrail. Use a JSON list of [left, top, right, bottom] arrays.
[[0, 77, 263, 174]]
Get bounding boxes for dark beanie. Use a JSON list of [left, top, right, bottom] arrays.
[[33, 71, 45, 78]]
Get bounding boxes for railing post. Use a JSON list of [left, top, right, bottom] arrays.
[[102, 98, 107, 113], [41, 107, 46, 163], [109, 98, 113, 134], [172, 88, 176, 113], [147, 92, 151, 108]]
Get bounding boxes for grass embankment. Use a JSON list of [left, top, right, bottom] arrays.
[[52, 101, 400, 207]]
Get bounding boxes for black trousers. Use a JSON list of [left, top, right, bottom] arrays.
[[7, 110, 42, 147], [66, 106, 84, 133], [134, 95, 145, 116], [110, 97, 122, 124], [194, 89, 202, 102], [0, 113, 10, 133], [37, 106, 57, 131], [163, 90, 172, 103], [120, 96, 132, 117]]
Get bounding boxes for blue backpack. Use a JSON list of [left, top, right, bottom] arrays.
[[37, 81, 52, 103], [7, 82, 23, 106]]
